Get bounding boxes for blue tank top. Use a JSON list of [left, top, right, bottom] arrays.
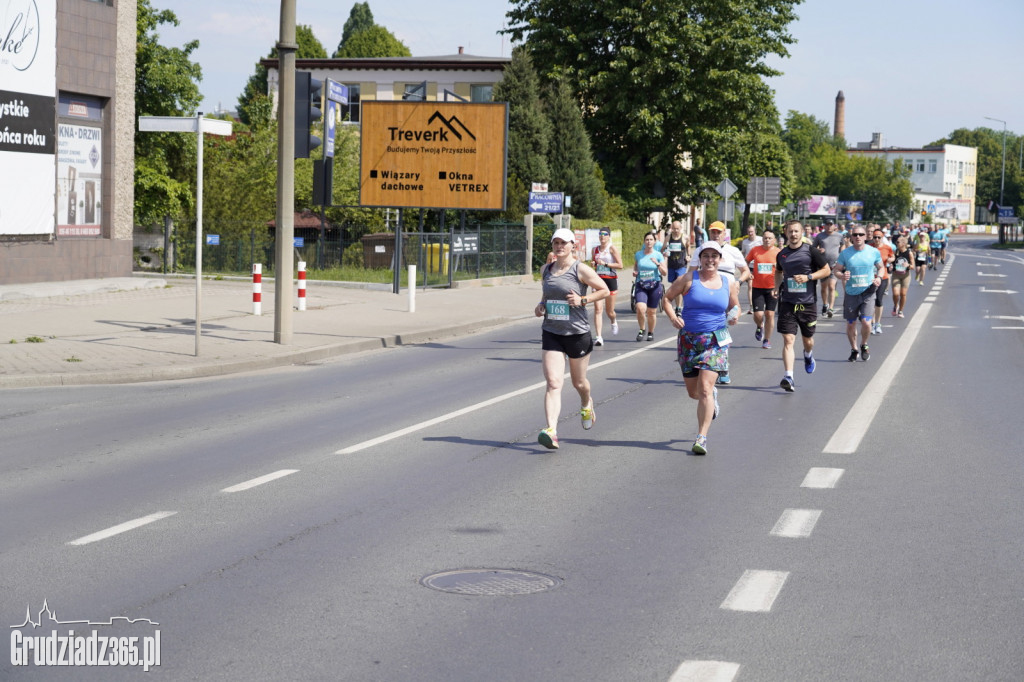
[[681, 273, 731, 333]]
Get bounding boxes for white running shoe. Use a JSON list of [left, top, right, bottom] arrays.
[[594, 335, 604, 346], [580, 402, 595, 430], [611, 322, 619, 335]]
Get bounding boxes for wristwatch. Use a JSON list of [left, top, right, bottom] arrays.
[[581, 297, 588, 305]]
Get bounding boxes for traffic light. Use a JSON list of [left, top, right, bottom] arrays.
[[294, 71, 322, 158]]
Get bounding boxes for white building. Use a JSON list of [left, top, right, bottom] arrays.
[[847, 134, 977, 223]]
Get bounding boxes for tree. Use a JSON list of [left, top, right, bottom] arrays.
[[820, 154, 912, 222], [504, 0, 801, 219], [781, 110, 843, 199], [492, 46, 551, 221], [334, 2, 375, 57], [543, 77, 605, 219], [931, 127, 1022, 213], [237, 25, 326, 127], [334, 25, 412, 58], [719, 130, 794, 227], [135, 0, 203, 227]]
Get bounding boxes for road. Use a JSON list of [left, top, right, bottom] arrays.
[[2, 237, 1022, 681]]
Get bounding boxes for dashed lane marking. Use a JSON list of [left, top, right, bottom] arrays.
[[801, 467, 844, 489], [770, 509, 822, 538], [720, 569, 789, 612], [221, 469, 299, 493], [68, 511, 177, 546], [668, 660, 740, 682]]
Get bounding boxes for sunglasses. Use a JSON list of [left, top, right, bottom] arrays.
[[851, 233, 867, 237]]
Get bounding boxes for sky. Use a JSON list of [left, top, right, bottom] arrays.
[[161, 0, 1024, 148]]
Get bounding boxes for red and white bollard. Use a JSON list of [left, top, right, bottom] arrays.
[[252, 263, 262, 316], [297, 261, 307, 311]]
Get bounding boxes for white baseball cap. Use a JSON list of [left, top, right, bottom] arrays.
[[551, 228, 575, 243]]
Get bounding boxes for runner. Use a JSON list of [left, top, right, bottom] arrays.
[[740, 224, 762, 314], [913, 229, 930, 285], [590, 227, 623, 346], [775, 220, 831, 391], [535, 228, 610, 450], [662, 220, 689, 316], [890, 235, 913, 318], [812, 219, 843, 318], [663, 241, 740, 455], [746, 228, 780, 350], [870, 228, 895, 334], [928, 225, 943, 270], [833, 227, 884, 362], [633, 232, 667, 341]]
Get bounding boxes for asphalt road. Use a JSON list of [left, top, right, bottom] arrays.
[[2, 238, 1022, 681]]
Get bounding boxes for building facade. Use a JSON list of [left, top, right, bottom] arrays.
[[847, 137, 978, 223], [0, 0, 135, 285]]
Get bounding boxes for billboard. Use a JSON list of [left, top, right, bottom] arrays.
[[56, 123, 102, 236], [798, 195, 838, 217], [933, 199, 970, 221], [838, 201, 863, 222], [0, 0, 57, 236], [359, 101, 508, 210]]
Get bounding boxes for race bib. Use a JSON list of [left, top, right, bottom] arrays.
[[895, 261, 908, 273], [596, 262, 613, 275], [713, 327, 732, 346], [787, 277, 807, 293], [545, 300, 570, 321], [668, 243, 683, 252], [850, 273, 871, 288], [757, 263, 774, 274], [638, 270, 658, 284]]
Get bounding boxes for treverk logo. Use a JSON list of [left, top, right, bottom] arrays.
[[10, 600, 161, 672], [387, 111, 477, 143]]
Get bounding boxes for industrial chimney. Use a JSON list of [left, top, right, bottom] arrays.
[[834, 90, 846, 141]]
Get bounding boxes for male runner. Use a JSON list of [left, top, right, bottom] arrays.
[[774, 220, 830, 392], [812, 220, 843, 318], [833, 227, 884, 362]]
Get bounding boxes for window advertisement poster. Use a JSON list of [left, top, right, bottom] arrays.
[[56, 124, 102, 236], [933, 199, 970, 221], [0, 0, 57, 236], [798, 195, 838, 217], [838, 201, 864, 222]]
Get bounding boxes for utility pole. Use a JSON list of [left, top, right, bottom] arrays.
[[274, 0, 297, 344]]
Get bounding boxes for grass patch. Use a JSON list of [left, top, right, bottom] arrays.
[[65, 356, 82, 363], [25, 336, 45, 343], [991, 241, 1024, 250]]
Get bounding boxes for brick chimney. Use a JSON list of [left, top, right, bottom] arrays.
[[834, 90, 846, 141]]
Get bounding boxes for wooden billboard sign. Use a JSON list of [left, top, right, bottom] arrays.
[[359, 101, 508, 211]]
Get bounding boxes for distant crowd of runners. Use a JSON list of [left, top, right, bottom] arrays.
[[534, 219, 952, 454]]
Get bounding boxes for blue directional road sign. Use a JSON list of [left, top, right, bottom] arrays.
[[529, 191, 564, 213], [205, 234, 220, 245], [326, 80, 348, 105]]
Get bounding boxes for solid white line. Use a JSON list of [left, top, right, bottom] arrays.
[[668, 660, 741, 682], [993, 326, 1024, 330], [801, 467, 844, 489], [221, 469, 299, 493], [720, 569, 789, 612], [68, 511, 177, 546], [771, 509, 822, 538], [336, 337, 676, 454], [823, 301, 934, 454], [932, 325, 959, 329]]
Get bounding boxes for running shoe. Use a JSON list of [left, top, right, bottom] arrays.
[[870, 324, 878, 335], [780, 376, 795, 392], [580, 402, 595, 430], [892, 306, 898, 316], [538, 428, 559, 449], [712, 387, 719, 420], [755, 326, 763, 342], [876, 323, 883, 335], [804, 354, 816, 374], [848, 349, 859, 362], [919, 280, 924, 286], [746, 309, 753, 315], [898, 311, 904, 318], [636, 329, 645, 341], [762, 340, 772, 349], [860, 344, 870, 362], [826, 306, 834, 318], [611, 321, 619, 335], [692, 434, 708, 455], [822, 304, 828, 315], [594, 335, 604, 347], [717, 373, 731, 385], [646, 332, 654, 341]]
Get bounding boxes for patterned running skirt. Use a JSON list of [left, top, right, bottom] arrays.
[[677, 330, 730, 376]]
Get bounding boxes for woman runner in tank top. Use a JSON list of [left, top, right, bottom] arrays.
[[891, 235, 913, 317], [662, 241, 739, 455], [590, 227, 622, 346], [534, 228, 610, 450]]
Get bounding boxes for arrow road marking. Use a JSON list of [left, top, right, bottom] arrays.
[[977, 272, 1007, 277], [980, 287, 1019, 294]]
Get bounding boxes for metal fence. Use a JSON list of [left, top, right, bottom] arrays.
[[160, 221, 529, 286]]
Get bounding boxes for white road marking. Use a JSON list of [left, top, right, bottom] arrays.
[[977, 271, 1007, 277], [221, 469, 299, 493], [985, 315, 1024, 322], [801, 467, 844, 489], [980, 287, 1019, 294], [823, 299, 935, 454], [924, 297, 937, 302], [668, 660, 740, 682], [336, 337, 676, 454], [68, 512, 177, 546], [932, 325, 959, 329], [720, 569, 789, 612], [771, 509, 822, 538], [992, 326, 1024, 330]]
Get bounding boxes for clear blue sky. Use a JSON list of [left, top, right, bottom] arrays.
[[162, 0, 1023, 147]]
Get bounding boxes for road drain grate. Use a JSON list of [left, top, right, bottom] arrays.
[[421, 569, 560, 596]]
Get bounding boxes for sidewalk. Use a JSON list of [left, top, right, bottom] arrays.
[[0, 275, 542, 388]]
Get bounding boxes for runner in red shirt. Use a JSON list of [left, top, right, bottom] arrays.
[[745, 228, 781, 349]]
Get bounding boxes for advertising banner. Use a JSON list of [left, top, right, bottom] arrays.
[[838, 201, 864, 222], [798, 195, 838, 217], [933, 199, 970, 221], [0, 0, 57, 236], [56, 123, 102, 236]]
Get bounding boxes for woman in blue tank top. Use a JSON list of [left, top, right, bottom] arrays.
[[662, 241, 739, 455]]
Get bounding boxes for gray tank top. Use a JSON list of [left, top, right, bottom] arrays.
[[542, 260, 590, 335]]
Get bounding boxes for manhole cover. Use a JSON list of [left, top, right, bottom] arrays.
[[421, 569, 561, 596]]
